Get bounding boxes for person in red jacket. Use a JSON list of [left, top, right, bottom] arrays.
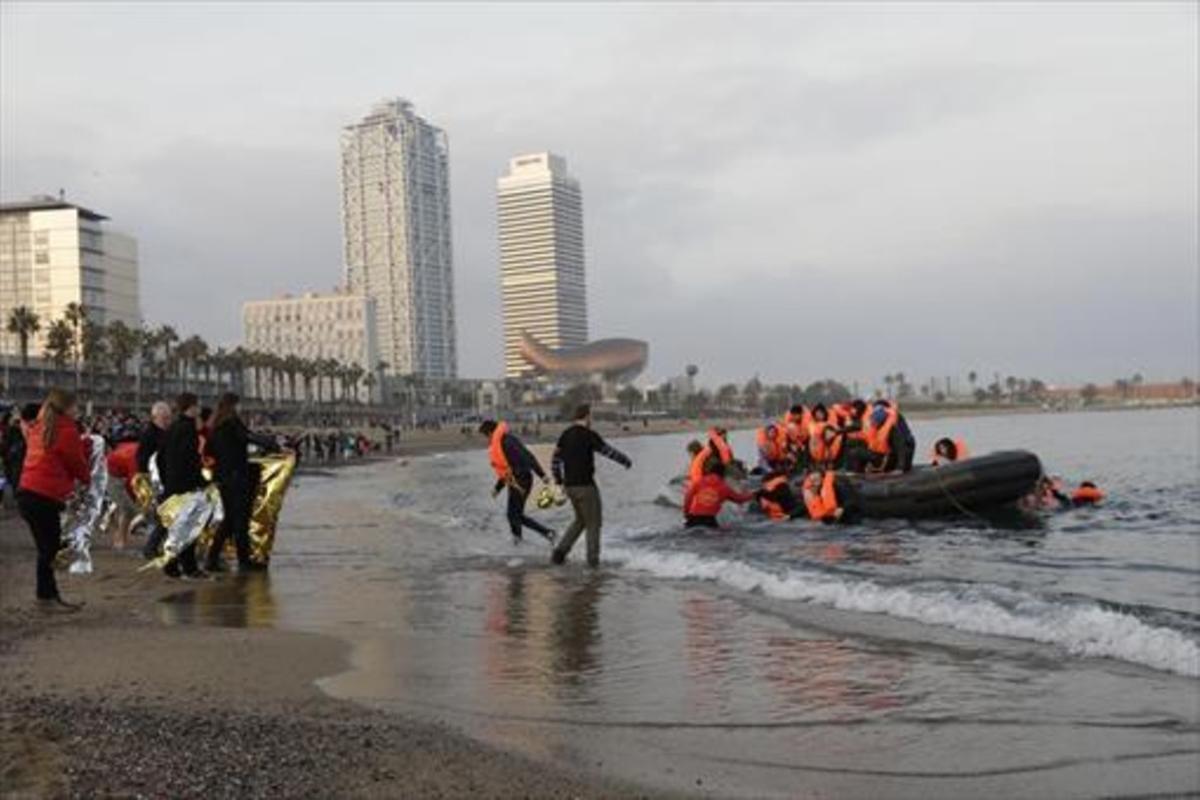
[[17, 389, 90, 610], [683, 461, 755, 529]]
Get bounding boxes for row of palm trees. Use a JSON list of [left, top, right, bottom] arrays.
[[6, 304, 385, 406]]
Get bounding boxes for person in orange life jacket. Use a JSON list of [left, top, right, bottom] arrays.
[[801, 470, 844, 522], [865, 400, 916, 473], [480, 420, 555, 545], [931, 437, 969, 466], [757, 469, 803, 520], [684, 461, 755, 529], [782, 404, 810, 459], [755, 422, 790, 473], [685, 439, 712, 488], [1071, 481, 1105, 506], [807, 404, 845, 468], [708, 426, 735, 466], [1023, 475, 1070, 511]]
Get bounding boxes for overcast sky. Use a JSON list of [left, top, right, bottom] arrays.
[[2, 2, 1196, 390]]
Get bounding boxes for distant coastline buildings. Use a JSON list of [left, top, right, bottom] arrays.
[[340, 99, 457, 380], [0, 196, 140, 357], [497, 153, 587, 378], [241, 290, 379, 401]]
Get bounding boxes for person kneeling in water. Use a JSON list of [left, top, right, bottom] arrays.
[[480, 420, 555, 545], [801, 470, 844, 523], [758, 469, 804, 520], [684, 461, 755, 528], [1071, 481, 1105, 506]]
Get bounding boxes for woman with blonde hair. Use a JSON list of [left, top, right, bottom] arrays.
[[17, 388, 90, 610]]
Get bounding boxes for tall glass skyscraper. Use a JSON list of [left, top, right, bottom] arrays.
[[340, 99, 457, 379], [497, 152, 587, 378]]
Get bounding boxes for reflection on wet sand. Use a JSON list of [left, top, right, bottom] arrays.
[[157, 574, 277, 628], [761, 635, 905, 717], [482, 569, 607, 696]]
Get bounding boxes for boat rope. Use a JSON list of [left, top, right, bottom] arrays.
[[930, 464, 990, 523]]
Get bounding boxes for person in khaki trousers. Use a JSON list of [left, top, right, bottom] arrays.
[[550, 404, 632, 567]]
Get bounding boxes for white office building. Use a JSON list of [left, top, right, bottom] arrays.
[[0, 197, 140, 358], [340, 99, 457, 379], [497, 152, 587, 378], [242, 291, 379, 401]]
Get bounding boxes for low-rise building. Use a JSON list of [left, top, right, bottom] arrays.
[[242, 290, 378, 401]]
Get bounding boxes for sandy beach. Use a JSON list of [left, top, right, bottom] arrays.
[[0, 516, 666, 799]]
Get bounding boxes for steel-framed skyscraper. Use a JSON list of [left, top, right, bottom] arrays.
[[340, 99, 457, 379], [497, 152, 587, 378]]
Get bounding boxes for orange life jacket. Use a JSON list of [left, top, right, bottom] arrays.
[[782, 410, 811, 448], [688, 446, 711, 485], [759, 474, 790, 521], [708, 428, 733, 464], [808, 421, 844, 465], [756, 426, 787, 463], [866, 404, 899, 455], [1071, 484, 1105, 504], [931, 438, 969, 466], [802, 471, 840, 522], [487, 422, 512, 481]]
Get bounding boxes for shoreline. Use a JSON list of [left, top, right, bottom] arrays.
[[387, 401, 1196, 458], [0, 522, 668, 799]]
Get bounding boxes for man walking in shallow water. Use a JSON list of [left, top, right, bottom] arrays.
[[550, 404, 632, 567]]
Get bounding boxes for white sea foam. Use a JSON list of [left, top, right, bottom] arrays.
[[607, 546, 1200, 678]]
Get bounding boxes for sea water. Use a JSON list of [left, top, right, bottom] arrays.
[[161, 407, 1200, 797]]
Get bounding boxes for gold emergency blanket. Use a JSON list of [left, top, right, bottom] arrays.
[[195, 453, 297, 565], [129, 472, 156, 513]]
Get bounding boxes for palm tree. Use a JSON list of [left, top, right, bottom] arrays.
[[44, 320, 74, 378], [363, 372, 377, 404], [1131, 372, 1144, 400], [208, 347, 229, 392], [6, 306, 41, 367], [299, 358, 319, 404], [347, 363, 365, 402], [81, 320, 108, 399], [883, 374, 894, 398], [63, 302, 87, 390], [229, 347, 248, 395], [319, 358, 340, 404], [155, 325, 179, 396], [1005, 375, 1017, 402], [137, 327, 159, 407], [375, 359, 389, 405], [106, 320, 139, 404], [282, 355, 303, 403], [175, 334, 208, 393]]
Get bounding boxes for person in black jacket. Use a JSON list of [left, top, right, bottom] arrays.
[[138, 401, 173, 559], [1, 404, 38, 507], [479, 419, 555, 545], [550, 405, 632, 567], [204, 393, 277, 573], [158, 393, 205, 578]]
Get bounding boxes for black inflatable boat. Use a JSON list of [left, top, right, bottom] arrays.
[[836, 450, 1042, 519]]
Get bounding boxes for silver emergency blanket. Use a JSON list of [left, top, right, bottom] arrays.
[[142, 485, 224, 570], [60, 434, 115, 575]]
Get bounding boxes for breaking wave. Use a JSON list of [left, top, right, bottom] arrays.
[[607, 546, 1200, 678]]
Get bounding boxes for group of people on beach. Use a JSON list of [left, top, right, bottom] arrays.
[[3, 388, 288, 610]]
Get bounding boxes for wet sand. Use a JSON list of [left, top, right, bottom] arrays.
[[0, 516, 667, 798]]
